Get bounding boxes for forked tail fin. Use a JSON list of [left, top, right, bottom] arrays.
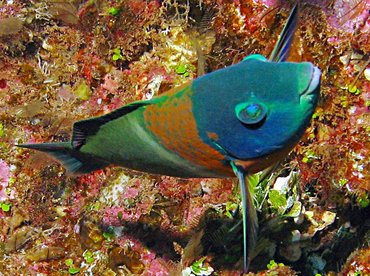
[[17, 142, 109, 174]]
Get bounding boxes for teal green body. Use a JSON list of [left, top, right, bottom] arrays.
[[54, 57, 319, 178]]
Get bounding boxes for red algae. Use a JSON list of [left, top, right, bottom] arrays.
[[341, 247, 370, 275], [0, 79, 7, 89]]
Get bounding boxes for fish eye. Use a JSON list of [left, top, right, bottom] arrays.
[[235, 102, 268, 125]]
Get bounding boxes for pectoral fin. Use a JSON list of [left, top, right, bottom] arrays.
[[231, 162, 258, 272]]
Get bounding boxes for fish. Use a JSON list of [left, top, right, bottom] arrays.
[[18, 3, 320, 272]]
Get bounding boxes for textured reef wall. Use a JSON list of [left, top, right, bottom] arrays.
[[0, 0, 369, 275]]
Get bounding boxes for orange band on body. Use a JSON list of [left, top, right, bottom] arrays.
[[143, 84, 232, 175]]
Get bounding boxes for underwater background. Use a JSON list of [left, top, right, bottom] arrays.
[[0, 0, 369, 275]]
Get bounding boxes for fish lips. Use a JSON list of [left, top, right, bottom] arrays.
[[300, 64, 321, 103]]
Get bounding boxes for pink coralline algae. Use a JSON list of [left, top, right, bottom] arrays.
[[123, 186, 140, 199], [0, 159, 10, 201], [102, 206, 142, 226], [144, 259, 170, 276], [329, 0, 369, 33]]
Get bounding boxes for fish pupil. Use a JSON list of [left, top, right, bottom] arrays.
[[236, 102, 267, 125], [245, 104, 262, 118]]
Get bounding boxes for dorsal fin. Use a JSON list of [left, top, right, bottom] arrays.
[[72, 101, 150, 149], [269, 3, 299, 62]]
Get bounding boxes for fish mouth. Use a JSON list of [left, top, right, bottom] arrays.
[[301, 65, 321, 97]]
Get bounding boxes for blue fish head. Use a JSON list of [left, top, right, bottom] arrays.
[[192, 56, 321, 160]]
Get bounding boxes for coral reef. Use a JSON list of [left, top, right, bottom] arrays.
[[0, 0, 369, 275]]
